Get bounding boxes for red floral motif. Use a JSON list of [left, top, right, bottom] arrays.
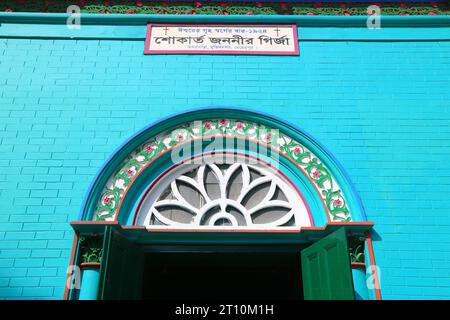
[[175, 133, 184, 141], [263, 134, 271, 141], [127, 169, 135, 176], [203, 121, 212, 129], [333, 198, 343, 207], [1, 1, 446, 16], [312, 171, 321, 179], [103, 196, 111, 205], [145, 145, 153, 152], [235, 122, 244, 129], [219, 119, 228, 126], [294, 146, 302, 154]]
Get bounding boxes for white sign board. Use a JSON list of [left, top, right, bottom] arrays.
[[144, 24, 299, 55]]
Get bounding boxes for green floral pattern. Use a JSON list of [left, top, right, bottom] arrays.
[[79, 236, 103, 264], [94, 119, 352, 223], [348, 235, 365, 263], [1, 1, 448, 16]]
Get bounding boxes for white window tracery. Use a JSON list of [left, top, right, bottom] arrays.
[[135, 155, 312, 230]]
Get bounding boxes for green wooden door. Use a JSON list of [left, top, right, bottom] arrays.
[[98, 227, 144, 300], [301, 227, 354, 300]]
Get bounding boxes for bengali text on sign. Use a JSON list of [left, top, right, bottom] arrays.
[[144, 24, 299, 55]]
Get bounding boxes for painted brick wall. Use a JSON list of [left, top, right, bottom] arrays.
[[0, 26, 450, 299]]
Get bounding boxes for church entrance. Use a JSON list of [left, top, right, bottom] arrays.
[[67, 109, 379, 300], [142, 248, 304, 300], [76, 225, 364, 300]]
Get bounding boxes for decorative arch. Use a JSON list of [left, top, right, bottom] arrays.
[[80, 107, 366, 228]]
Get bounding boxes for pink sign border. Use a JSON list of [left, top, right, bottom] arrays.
[[144, 23, 299, 56]]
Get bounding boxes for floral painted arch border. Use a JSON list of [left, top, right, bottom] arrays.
[[91, 113, 363, 224]]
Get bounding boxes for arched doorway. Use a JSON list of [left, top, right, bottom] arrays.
[[65, 108, 380, 300]]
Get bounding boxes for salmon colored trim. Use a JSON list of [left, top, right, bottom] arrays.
[[70, 221, 119, 226], [121, 225, 146, 230], [113, 135, 332, 223], [142, 228, 301, 233], [80, 262, 101, 268], [70, 221, 373, 234], [301, 221, 374, 231], [351, 262, 366, 269], [365, 231, 382, 300], [63, 232, 78, 300], [117, 221, 373, 233]]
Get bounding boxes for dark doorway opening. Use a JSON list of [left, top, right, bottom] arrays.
[[142, 251, 303, 300]]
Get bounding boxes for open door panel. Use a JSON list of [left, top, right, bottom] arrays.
[[301, 227, 354, 300], [98, 226, 144, 300]]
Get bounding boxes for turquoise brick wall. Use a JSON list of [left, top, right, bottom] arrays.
[[0, 16, 450, 299]]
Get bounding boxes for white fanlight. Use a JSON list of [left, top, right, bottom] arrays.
[[134, 153, 311, 230]]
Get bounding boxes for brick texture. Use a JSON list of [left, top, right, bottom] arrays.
[[0, 32, 449, 299]]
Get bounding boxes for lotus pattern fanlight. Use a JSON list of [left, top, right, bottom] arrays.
[[135, 159, 311, 229]]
